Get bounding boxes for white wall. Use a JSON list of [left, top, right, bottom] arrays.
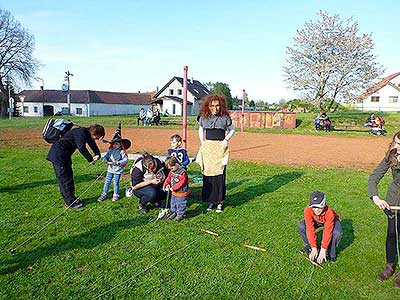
[[356, 79, 400, 111], [17, 102, 149, 117], [158, 78, 199, 115], [90, 103, 149, 116]]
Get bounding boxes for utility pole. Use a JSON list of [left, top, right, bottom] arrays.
[[37, 77, 44, 116], [64, 71, 73, 115]]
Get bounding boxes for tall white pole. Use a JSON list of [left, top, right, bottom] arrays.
[[183, 66, 188, 149]]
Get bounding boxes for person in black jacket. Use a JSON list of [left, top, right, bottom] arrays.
[[46, 124, 105, 209], [130, 152, 168, 213]]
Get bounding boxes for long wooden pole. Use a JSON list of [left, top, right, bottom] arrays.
[[182, 66, 188, 149]]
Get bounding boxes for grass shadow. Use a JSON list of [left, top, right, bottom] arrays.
[[0, 174, 103, 193], [228, 171, 304, 208], [337, 219, 354, 256], [1, 216, 149, 275]]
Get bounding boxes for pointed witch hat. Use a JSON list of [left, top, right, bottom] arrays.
[[103, 122, 131, 150]]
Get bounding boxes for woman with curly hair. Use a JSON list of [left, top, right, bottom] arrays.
[[368, 131, 400, 287], [196, 94, 235, 213]]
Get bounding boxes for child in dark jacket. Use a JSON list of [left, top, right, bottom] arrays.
[[166, 134, 190, 168], [163, 157, 189, 222], [297, 191, 342, 263]]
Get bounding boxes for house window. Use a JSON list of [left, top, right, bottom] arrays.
[[34, 106, 38, 113], [371, 96, 380, 102], [177, 89, 182, 95], [23, 106, 29, 113], [389, 96, 398, 103], [76, 107, 83, 115], [169, 89, 174, 96], [172, 104, 176, 115]]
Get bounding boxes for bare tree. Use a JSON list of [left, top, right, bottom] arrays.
[[0, 9, 40, 117], [283, 11, 383, 112]]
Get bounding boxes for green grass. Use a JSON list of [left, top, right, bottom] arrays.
[[1, 110, 398, 137], [1, 147, 399, 299]]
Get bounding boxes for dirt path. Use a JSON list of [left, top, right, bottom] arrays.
[[0, 128, 390, 170]]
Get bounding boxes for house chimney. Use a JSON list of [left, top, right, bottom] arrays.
[[156, 86, 159, 92], [138, 91, 140, 93], [191, 77, 194, 84]]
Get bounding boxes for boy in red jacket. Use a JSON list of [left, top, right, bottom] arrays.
[[297, 191, 342, 263], [163, 157, 189, 222]]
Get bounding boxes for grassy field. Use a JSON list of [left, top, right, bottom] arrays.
[[1, 146, 400, 299], [1, 109, 399, 137]]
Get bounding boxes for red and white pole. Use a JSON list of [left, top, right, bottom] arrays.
[[182, 66, 188, 149], [241, 89, 246, 132]]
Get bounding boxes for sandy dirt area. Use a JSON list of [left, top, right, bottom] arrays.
[[0, 128, 391, 170]]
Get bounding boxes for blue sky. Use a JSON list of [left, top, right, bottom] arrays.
[[2, 0, 399, 101]]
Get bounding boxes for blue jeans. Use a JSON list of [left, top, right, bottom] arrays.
[[171, 195, 187, 216], [103, 172, 121, 195]]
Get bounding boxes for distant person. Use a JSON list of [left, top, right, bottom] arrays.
[[144, 107, 153, 126], [320, 112, 331, 132], [153, 108, 161, 126], [97, 124, 131, 202], [163, 156, 189, 222], [314, 115, 321, 130], [47, 124, 105, 209], [137, 108, 146, 126], [298, 191, 342, 263], [368, 131, 400, 287], [166, 134, 190, 168]]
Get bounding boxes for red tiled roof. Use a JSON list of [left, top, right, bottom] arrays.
[[18, 90, 154, 105], [360, 72, 400, 99]]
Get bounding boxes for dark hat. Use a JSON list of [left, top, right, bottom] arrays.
[[309, 191, 326, 208], [103, 122, 131, 149]]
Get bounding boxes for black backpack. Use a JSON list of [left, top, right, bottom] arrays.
[[42, 119, 74, 144]]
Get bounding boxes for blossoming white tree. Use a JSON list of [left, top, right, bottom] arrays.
[[283, 11, 383, 112]]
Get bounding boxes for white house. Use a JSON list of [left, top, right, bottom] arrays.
[[151, 77, 210, 116], [356, 72, 400, 111], [17, 90, 154, 117]]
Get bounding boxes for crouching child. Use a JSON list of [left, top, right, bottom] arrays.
[[163, 157, 189, 222], [297, 191, 342, 263]]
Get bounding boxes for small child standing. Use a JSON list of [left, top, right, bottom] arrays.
[[166, 134, 190, 168], [163, 156, 189, 222], [98, 124, 131, 202], [297, 191, 342, 263]]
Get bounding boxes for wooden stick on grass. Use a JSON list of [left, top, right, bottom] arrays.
[[244, 244, 267, 252], [304, 256, 324, 269], [201, 229, 220, 237], [390, 206, 400, 211]]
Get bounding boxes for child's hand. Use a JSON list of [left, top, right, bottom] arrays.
[[309, 248, 318, 261], [112, 161, 119, 166], [317, 248, 327, 264], [163, 185, 171, 192]]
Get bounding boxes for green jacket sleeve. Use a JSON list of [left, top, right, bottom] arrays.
[[368, 158, 390, 198]]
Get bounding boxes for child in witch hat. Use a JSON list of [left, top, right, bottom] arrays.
[[98, 122, 131, 202]]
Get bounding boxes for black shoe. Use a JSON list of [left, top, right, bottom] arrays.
[[138, 205, 148, 214], [70, 201, 83, 210], [206, 203, 214, 212], [300, 245, 311, 254], [168, 212, 177, 220]]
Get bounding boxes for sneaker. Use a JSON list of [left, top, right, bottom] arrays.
[[299, 245, 311, 254], [206, 203, 214, 212], [168, 212, 177, 220], [378, 263, 395, 282], [216, 204, 223, 213], [97, 192, 107, 202], [112, 194, 120, 202], [138, 205, 148, 214], [174, 215, 184, 222]]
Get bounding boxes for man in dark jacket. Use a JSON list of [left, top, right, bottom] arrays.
[[47, 124, 105, 209]]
